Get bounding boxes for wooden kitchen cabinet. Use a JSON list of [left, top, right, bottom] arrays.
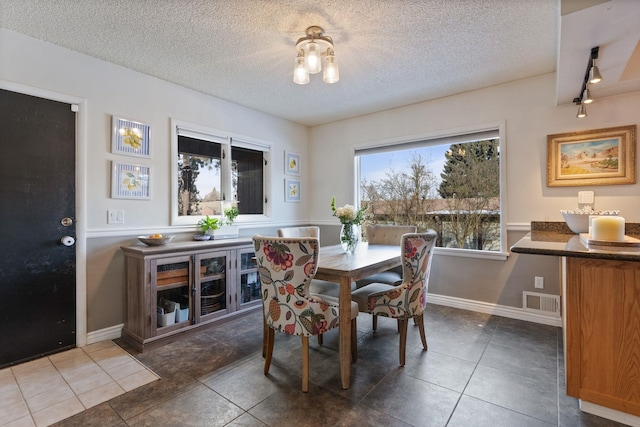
[[565, 256, 640, 417], [121, 239, 260, 352]]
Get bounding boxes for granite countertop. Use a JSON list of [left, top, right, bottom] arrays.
[[510, 222, 640, 262]]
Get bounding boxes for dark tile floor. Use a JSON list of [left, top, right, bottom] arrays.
[[54, 304, 628, 426]]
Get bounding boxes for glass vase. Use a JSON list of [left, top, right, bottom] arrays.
[[340, 223, 360, 253]]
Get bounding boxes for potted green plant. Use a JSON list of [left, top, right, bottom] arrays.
[[198, 215, 220, 237], [213, 206, 240, 239], [223, 206, 239, 225]]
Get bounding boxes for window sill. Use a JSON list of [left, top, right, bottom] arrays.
[[434, 247, 509, 261]]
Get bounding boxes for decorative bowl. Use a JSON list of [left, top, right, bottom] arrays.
[[560, 210, 620, 234], [138, 235, 175, 246], [193, 234, 212, 241]]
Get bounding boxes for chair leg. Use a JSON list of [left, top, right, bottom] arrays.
[[417, 313, 428, 350], [317, 334, 323, 346], [264, 327, 274, 375], [372, 314, 377, 332], [302, 336, 309, 392], [262, 315, 267, 358], [351, 318, 358, 363], [398, 318, 409, 367]]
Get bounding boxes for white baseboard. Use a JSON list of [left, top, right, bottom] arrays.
[[426, 293, 563, 327], [83, 295, 560, 347], [86, 323, 123, 345], [580, 400, 640, 427]]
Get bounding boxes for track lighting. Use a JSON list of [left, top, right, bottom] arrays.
[[573, 46, 602, 118]]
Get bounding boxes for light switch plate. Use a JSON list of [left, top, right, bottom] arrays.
[[578, 191, 594, 204], [108, 209, 124, 224]]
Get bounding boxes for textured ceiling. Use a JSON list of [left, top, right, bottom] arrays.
[[0, 1, 637, 127]]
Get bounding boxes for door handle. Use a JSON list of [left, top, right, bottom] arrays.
[[60, 236, 75, 246]]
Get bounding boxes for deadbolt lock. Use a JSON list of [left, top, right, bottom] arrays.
[[61, 217, 73, 227]]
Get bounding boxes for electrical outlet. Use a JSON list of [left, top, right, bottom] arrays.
[[108, 209, 124, 224], [534, 276, 544, 289]]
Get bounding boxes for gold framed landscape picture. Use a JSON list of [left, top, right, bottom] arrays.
[[547, 125, 636, 187]]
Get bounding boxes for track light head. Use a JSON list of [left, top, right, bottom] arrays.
[[576, 103, 587, 118]]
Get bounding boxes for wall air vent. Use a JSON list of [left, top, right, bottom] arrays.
[[523, 291, 560, 317]]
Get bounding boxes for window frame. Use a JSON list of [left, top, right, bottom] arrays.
[[354, 121, 508, 260], [171, 119, 271, 226]]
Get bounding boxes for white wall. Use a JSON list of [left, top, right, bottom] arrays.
[[2, 27, 639, 330], [309, 74, 640, 308], [0, 29, 310, 332], [309, 74, 640, 225], [0, 29, 310, 232]]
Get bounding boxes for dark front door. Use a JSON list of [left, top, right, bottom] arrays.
[[0, 89, 76, 367]]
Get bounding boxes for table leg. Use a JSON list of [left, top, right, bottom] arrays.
[[339, 276, 351, 389]]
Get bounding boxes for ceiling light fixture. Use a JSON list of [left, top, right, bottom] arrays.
[[573, 46, 602, 118], [293, 26, 339, 85]]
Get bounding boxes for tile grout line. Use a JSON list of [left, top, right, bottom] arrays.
[[5, 342, 159, 427], [442, 314, 501, 426]]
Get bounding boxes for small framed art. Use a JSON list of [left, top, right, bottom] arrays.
[[285, 151, 300, 175], [111, 116, 151, 158], [285, 178, 301, 202], [111, 161, 150, 199]]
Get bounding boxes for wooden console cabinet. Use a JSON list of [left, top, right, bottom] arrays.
[[121, 238, 260, 352], [565, 256, 640, 417]]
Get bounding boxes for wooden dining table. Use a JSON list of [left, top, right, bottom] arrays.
[[315, 243, 402, 389]]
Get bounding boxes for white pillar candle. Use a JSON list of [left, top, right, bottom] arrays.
[[591, 216, 625, 241], [588, 215, 603, 236]]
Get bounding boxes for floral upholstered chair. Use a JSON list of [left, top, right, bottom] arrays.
[[277, 226, 356, 299], [253, 235, 358, 392], [351, 231, 437, 366], [356, 224, 418, 331]]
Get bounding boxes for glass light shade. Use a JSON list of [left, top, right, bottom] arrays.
[[293, 56, 309, 84], [589, 61, 602, 84], [323, 54, 339, 84], [576, 103, 587, 118], [304, 42, 322, 74], [582, 87, 593, 104]]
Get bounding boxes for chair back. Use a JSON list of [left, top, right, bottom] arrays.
[[277, 226, 320, 239], [371, 231, 437, 318], [253, 235, 339, 337], [366, 225, 417, 245]]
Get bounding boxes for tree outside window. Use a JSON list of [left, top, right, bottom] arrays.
[[358, 137, 501, 252]]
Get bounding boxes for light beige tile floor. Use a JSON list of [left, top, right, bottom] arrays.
[[0, 341, 159, 427]]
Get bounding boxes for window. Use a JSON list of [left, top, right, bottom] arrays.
[[356, 125, 505, 256], [171, 120, 269, 225]]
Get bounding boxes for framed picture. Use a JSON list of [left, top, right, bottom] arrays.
[[285, 151, 300, 175], [547, 125, 636, 187], [285, 178, 301, 202], [111, 116, 151, 158], [111, 161, 150, 199]]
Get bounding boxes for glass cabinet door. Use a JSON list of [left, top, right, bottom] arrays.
[[238, 248, 261, 309], [152, 255, 192, 332], [196, 252, 229, 322]]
